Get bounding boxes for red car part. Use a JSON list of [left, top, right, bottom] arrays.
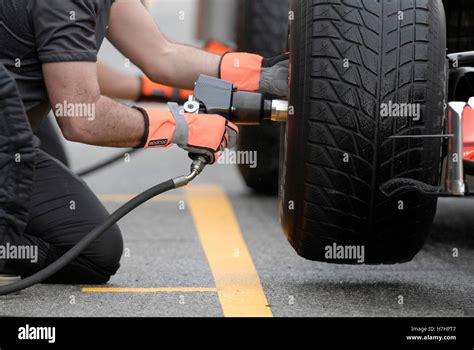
[[463, 98, 474, 161]]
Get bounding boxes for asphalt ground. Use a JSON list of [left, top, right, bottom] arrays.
[[0, 139, 472, 317], [0, 0, 473, 318]]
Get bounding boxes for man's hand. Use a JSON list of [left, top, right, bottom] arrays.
[[259, 54, 290, 97], [137, 103, 239, 164], [138, 76, 192, 103], [220, 52, 289, 97]]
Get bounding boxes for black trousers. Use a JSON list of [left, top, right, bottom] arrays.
[[3, 149, 123, 284], [35, 116, 70, 166]]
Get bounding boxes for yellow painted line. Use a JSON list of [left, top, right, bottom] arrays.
[[82, 287, 217, 293], [185, 185, 272, 317], [98, 194, 183, 203]]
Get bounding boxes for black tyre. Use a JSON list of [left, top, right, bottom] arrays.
[[236, 0, 289, 195], [279, 0, 447, 264]]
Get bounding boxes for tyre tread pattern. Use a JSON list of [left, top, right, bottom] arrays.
[[283, 0, 446, 263]]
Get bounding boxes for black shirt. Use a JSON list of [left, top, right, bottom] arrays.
[[0, 0, 114, 129]]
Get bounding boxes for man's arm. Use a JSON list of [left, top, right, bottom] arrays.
[[36, 0, 238, 155], [43, 61, 145, 147], [97, 61, 192, 103], [106, 0, 221, 90], [43, 60, 238, 161], [97, 61, 141, 101]]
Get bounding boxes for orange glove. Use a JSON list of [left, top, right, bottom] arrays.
[[135, 103, 238, 164], [219, 52, 289, 96], [139, 77, 192, 103], [205, 39, 233, 55]]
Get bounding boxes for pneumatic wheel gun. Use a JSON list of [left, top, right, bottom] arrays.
[[182, 75, 288, 125]]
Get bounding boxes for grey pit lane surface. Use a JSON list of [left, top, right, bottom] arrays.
[[1, 1, 473, 318], [0, 142, 473, 317]]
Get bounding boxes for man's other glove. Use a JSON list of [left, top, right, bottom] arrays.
[[138, 76, 192, 103], [134, 103, 238, 164], [219, 52, 289, 97]]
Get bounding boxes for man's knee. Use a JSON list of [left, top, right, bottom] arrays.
[[93, 224, 124, 280], [45, 224, 124, 285]]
